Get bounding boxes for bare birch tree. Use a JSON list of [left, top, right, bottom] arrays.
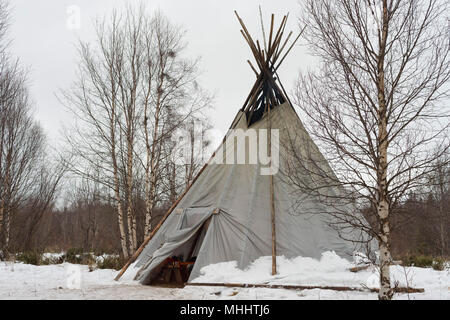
[[61, 8, 143, 258], [136, 11, 212, 239], [62, 5, 212, 256], [289, 0, 449, 299]]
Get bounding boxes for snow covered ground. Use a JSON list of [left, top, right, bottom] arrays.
[[0, 251, 448, 300]]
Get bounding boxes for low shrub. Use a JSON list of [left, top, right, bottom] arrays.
[[59, 248, 96, 265], [97, 255, 126, 270], [14, 249, 126, 270], [16, 251, 42, 265], [431, 258, 446, 271], [401, 255, 447, 270], [63, 248, 84, 264]]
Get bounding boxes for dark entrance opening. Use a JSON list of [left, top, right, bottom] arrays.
[[149, 216, 212, 286]]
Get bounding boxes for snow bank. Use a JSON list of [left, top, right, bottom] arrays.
[[192, 251, 360, 287], [191, 251, 450, 299], [95, 253, 119, 264], [42, 252, 65, 260]]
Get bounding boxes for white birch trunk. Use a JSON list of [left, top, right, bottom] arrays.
[[110, 116, 129, 259], [376, 0, 393, 301], [0, 201, 3, 235], [378, 200, 393, 300], [144, 78, 162, 238], [126, 142, 136, 252]]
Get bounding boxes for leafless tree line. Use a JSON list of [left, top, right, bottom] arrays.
[[6, 159, 448, 258], [390, 160, 449, 258], [0, 0, 64, 257]]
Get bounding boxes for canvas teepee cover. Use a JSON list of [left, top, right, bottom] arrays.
[[117, 12, 363, 285]]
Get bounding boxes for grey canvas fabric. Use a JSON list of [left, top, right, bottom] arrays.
[[133, 103, 366, 284]]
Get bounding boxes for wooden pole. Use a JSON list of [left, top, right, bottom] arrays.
[[274, 25, 306, 72], [185, 282, 425, 294], [272, 31, 293, 64], [273, 13, 289, 59], [245, 79, 264, 113], [258, 6, 267, 53], [267, 98, 277, 276], [268, 14, 274, 51], [247, 60, 259, 77], [267, 15, 287, 58], [241, 73, 264, 111]]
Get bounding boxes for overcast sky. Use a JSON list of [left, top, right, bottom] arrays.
[[9, 0, 315, 147]]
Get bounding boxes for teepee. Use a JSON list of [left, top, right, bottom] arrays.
[[115, 11, 362, 285]]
